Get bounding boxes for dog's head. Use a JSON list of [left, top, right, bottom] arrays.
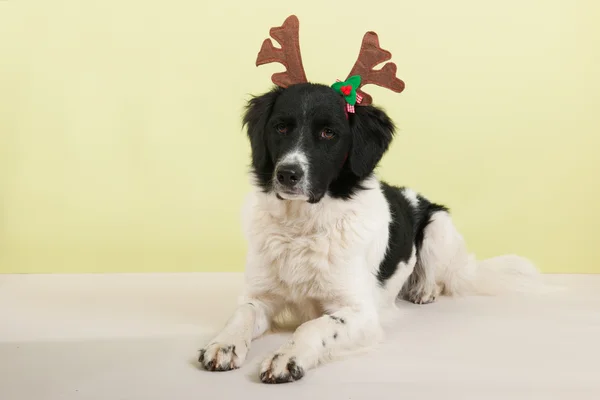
[[243, 15, 403, 202], [243, 83, 395, 203]]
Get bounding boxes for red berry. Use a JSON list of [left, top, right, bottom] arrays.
[[341, 85, 352, 96]]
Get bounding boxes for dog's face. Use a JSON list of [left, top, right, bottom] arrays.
[[243, 83, 396, 203]]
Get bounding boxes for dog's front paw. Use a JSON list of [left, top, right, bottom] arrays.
[[199, 340, 248, 372], [259, 351, 305, 384]]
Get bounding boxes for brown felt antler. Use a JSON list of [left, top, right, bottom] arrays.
[[347, 32, 405, 105], [256, 15, 308, 88]]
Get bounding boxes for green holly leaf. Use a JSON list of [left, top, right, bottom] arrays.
[[346, 75, 361, 89], [331, 75, 362, 105]]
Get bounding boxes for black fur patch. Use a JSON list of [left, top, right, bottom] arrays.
[[376, 183, 448, 284], [287, 359, 304, 381], [414, 193, 449, 250]]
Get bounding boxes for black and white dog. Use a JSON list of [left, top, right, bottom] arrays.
[[198, 83, 541, 383]]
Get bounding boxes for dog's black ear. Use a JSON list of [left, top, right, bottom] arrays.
[[348, 105, 396, 179], [242, 87, 282, 174]]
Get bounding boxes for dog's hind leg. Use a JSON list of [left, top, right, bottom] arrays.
[[403, 261, 442, 304], [402, 210, 462, 304]]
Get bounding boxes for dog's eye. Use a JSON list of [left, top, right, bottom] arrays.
[[275, 123, 288, 134], [320, 128, 336, 140]]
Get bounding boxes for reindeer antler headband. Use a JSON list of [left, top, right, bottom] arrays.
[[256, 15, 405, 113]]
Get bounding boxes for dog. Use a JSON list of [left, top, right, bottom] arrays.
[[197, 82, 542, 383]]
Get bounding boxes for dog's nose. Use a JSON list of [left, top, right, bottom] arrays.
[[276, 165, 304, 187]]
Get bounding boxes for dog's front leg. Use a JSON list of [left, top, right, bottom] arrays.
[[259, 306, 380, 383], [199, 298, 276, 371]]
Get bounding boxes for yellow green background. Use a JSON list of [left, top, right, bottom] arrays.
[[1, 1, 598, 274]]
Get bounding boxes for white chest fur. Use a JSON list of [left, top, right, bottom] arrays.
[[241, 178, 391, 308]]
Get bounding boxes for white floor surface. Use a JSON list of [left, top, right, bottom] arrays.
[[0, 273, 599, 400]]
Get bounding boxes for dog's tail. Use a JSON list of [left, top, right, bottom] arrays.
[[472, 254, 552, 295], [442, 253, 560, 296]]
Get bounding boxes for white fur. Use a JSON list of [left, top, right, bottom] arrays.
[[200, 177, 545, 382], [401, 187, 420, 207]]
